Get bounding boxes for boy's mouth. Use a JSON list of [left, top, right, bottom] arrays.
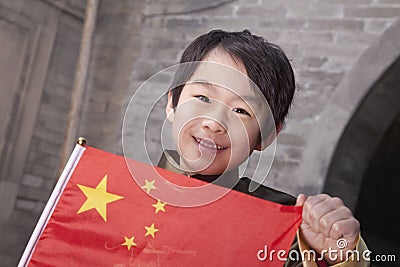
[[193, 137, 227, 151]]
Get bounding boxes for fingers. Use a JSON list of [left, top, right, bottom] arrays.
[[296, 194, 307, 206], [329, 217, 360, 243], [302, 194, 360, 240], [307, 199, 347, 235]]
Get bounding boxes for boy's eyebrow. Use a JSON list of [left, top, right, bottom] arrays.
[[190, 79, 216, 92], [190, 79, 263, 108], [240, 96, 262, 107]]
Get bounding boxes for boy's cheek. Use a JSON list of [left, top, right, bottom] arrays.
[[173, 103, 199, 124]]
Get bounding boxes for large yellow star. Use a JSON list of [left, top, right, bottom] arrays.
[[141, 179, 156, 194], [152, 199, 166, 214], [122, 236, 137, 251], [77, 175, 124, 222], [144, 223, 159, 238]]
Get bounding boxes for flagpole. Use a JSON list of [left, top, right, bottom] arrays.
[[18, 138, 87, 267]]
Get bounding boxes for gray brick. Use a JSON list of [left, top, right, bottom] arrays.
[[277, 31, 333, 44], [302, 82, 336, 93], [278, 42, 300, 58], [236, 5, 287, 17], [316, 0, 372, 4], [300, 70, 343, 86], [237, 0, 262, 6], [32, 119, 65, 139], [258, 18, 307, 29], [289, 100, 326, 120], [207, 18, 257, 32], [307, 19, 364, 32], [300, 56, 328, 68], [344, 6, 400, 18], [142, 0, 187, 15], [323, 56, 361, 72], [38, 101, 69, 120], [262, 0, 319, 6], [364, 20, 392, 32], [285, 147, 303, 160], [96, 13, 130, 31], [21, 174, 44, 188], [17, 186, 50, 202], [29, 136, 63, 154], [26, 150, 60, 170], [185, 0, 232, 12], [277, 133, 306, 147], [166, 17, 207, 29], [195, 4, 236, 17], [287, 5, 343, 18], [38, 111, 67, 130], [301, 43, 365, 61], [30, 163, 54, 179], [271, 159, 300, 172], [334, 32, 378, 44], [15, 199, 36, 212], [376, 0, 400, 5]]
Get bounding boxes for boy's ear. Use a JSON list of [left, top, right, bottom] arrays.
[[254, 123, 283, 151], [165, 90, 175, 122]]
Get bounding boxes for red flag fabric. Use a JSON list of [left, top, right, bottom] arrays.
[[27, 146, 302, 266]]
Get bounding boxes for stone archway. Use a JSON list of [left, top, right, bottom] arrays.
[[323, 55, 400, 209], [297, 18, 400, 207], [322, 22, 400, 260]]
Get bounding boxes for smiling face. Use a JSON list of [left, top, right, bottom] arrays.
[[166, 49, 269, 175]]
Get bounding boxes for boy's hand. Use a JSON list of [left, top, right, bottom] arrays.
[[296, 194, 360, 265]]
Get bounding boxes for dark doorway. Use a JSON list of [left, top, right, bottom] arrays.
[[355, 113, 400, 266]]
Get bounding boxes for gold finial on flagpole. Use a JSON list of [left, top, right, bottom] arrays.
[[77, 137, 87, 146]]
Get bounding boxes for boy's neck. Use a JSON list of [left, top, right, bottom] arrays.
[[158, 150, 239, 184]]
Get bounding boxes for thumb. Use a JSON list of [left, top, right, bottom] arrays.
[[296, 193, 307, 207]]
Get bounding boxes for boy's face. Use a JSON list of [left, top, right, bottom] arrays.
[[166, 49, 269, 175]]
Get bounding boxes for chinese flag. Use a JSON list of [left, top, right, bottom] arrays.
[[25, 146, 301, 266]]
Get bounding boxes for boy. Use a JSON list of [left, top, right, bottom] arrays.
[[158, 30, 368, 266]]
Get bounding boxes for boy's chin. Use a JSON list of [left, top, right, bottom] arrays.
[[186, 164, 231, 176]]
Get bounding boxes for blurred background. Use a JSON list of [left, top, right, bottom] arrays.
[[0, 0, 399, 265]]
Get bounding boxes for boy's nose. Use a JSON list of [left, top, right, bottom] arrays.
[[201, 118, 227, 134]]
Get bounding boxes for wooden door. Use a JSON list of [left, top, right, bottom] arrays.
[[0, 0, 59, 221]]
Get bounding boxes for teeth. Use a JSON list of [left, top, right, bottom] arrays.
[[195, 137, 226, 150], [200, 139, 216, 149]]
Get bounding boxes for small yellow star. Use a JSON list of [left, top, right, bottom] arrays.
[[144, 223, 159, 238], [141, 179, 156, 194], [152, 199, 166, 214], [77, 175, 124, 222], [122, 236, 137, 251]]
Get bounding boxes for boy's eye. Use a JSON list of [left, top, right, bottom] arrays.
[[194, 95, 211, 103], [232, 108, 250, 116]]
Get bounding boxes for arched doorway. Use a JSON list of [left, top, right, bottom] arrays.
[[296, 19, 400, 198], [297, 18, 400, 264], [324, 56, 400, 263], [324, 55, 400, 206]]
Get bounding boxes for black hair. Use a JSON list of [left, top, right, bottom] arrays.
[[170, 29, 295, 130]]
